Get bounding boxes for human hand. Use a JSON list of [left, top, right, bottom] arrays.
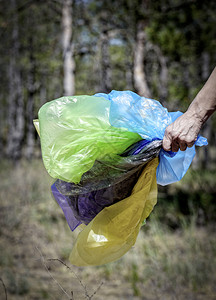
[[163, 67, 216, 152], [162, 112, 202, 152]]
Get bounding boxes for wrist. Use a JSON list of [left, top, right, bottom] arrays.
[[187, 92, 215, 126], [186, 100, 206, 126], [187, 67, 216, 124]]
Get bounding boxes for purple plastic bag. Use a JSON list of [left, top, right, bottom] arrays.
[[52, 139, 162, 231]]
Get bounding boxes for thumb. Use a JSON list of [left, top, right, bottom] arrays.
[[162, 134, 172, 151]]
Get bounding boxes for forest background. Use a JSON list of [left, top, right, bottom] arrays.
[[0, 0, 216, 299]]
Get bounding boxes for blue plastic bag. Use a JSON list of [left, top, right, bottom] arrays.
[[156, 112, 208, 185], [95, 91, 208, 186], [95, 90, 172, 140]]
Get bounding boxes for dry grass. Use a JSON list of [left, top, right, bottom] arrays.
[[0, 159, 216, 300]]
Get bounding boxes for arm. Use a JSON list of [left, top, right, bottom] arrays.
[[163, 67, 216, 152]]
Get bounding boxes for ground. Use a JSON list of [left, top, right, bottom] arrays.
[[0, 160, 216, 300]]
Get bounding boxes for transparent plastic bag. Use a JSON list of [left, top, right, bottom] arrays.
[[95, 90, 172, 140], [34, 91, 208, 266], [51, 139, 162, 231], [38, 95, 141, 183], [95, 91, 208, 185], [69, 158, 158, 266], [156, 112, 208, 185], [36, 92, 207, 186]]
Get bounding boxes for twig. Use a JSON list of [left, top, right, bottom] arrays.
[[35, 246, 72, 300], [0, 277, 8, 300], [47, 258, 87, 294], [47, 258, 103, 300], [89, 281, 104, 300]]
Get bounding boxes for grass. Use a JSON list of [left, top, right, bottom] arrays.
[[0, 159, 216, 299], [99, 218, 216, 299]]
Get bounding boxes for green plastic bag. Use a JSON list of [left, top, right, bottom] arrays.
[[38, 96, 141, 183]]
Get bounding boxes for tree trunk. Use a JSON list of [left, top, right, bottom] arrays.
[[100, 25, 112, 93], [149, 43, 168, 104], [62, 0, 75, 96], [25, 36, 36, 159], [0, 100, 3, 158], [201, 52, 211, 170], [125, 38, 133, 90], [7, 0, 24, 160], [133, 20, 151, 98], [40, 78, 47, 107], [158, 54, 168, 104]]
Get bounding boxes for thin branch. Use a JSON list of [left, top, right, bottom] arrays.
[[0, 277, 7, 300], [47, 258, 103, 300], [47, 258, 88, 297], [89, 281, 103, 300], [35, 246, 72, 300]]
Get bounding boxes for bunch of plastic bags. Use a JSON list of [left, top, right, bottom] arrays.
[[34, 90, 207, 266]]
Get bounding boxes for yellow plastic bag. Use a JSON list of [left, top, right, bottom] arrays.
[[69, 158, 158, 266]]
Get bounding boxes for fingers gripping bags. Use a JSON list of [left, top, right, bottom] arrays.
[[94, 91, 207, 185], [35, 91, 207, 266]]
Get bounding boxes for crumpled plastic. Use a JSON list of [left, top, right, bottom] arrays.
[[155, 111, 208, 185], [69, 158, 158, 266], [38, 95, 141, 183], [34, 90, 208, 267], [51, 139, 162, 231], [95, 91, 208, 185], [36, 91, 207, 186], [94, 90, 172, 140]]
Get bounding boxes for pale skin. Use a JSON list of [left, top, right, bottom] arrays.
[[163, 67, 216, 152]]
